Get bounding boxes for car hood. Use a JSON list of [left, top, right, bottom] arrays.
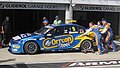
[[12, 33, 43, 40]]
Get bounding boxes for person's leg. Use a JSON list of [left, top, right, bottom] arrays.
[[97, 44, 102, 55], [95, 34, 103, 55], [109, 37, 116, 52], [101, 34, 108, 52], [105, 33, 116, 52], [6, 33, 10, 44], [101, 44, 107, 52], [111, 41, 116, 52], [0, 34, 2, 48], [99, 34, 107, 53], [2, 33, 7, 47], [105, 33, 111, 51]]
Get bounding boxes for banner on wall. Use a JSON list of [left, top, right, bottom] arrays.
[[74, 5, 120, 12], [0, 3, 66, 10]]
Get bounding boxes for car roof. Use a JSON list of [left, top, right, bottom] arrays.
[[45, 24, 86, 29], [54, 24, 85, 28]]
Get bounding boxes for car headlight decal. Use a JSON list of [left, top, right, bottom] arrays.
[[12, 45, 20, 49], [13, 36, 21, 40]]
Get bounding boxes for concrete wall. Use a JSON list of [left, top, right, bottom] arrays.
[[0, 0, 120, 6]]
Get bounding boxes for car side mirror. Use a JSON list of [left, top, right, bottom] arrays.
[[47, 34, 52, 36], [45, 34, 53, 38]]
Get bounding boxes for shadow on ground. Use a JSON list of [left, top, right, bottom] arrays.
[[116, 45, 120, 51], [0, 58, 16, 63]]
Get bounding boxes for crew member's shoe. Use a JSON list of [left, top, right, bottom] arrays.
[[102, 50, 108, 53], [99, 52, 103, 55], [112, 50, 117, 52]]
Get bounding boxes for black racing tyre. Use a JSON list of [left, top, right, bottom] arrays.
[[80, 40, 93, 50], [24, 41, 39, 54]]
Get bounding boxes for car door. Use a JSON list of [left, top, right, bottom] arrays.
[[42, 25, 85, 50], [42, 28, 57, 50], [52, 26, 70, 49], [64, 25, 85, 49], [43, 26, 70, 50]]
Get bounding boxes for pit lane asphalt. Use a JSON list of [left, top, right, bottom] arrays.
[[0, 41, 120, 68]]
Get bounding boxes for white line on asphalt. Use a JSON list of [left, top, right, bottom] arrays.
[[27, 59, 120, 64], [68, 64, 120, 68]]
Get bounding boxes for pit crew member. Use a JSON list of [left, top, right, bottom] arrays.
[[81, 22, 106, 55], [101, 20, 116, 52], [53, 16, 62, 26]]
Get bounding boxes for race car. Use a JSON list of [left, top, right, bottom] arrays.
[[8, 24, 95, 54]]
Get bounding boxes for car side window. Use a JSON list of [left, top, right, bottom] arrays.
[[54, 27, 64, 36], [68, 26, 79, 34], [64, 26, 69, 34], [78, 27, 85, 34], [48, 29, 54, 35], [45, 29, 55, 38]]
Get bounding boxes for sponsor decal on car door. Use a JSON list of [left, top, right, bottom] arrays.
[[43, 35, 74, 49]]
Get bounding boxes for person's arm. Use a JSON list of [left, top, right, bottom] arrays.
[[59, 20, 62, 24], [53, 20, 56, 25], [1, 26, 4, 33], [101, 27, 108, 34], [83, 28, 92, 35], [57, 20, 62, 25], [101, 25, 109, 34], [1, 21, 4, 33]]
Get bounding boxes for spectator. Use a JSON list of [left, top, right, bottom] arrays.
[[1, 16, 11, 46]]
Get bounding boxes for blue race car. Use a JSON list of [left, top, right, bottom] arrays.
[[8, 24, 94, 54]]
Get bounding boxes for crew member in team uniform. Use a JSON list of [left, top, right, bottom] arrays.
[[101, 20, 116, 52], [53, 16, 62, 26], [97, 21, 104, 28], [82, 22, 106, 55], [97, 21, 107, 52], [42, 17, 49, 27]]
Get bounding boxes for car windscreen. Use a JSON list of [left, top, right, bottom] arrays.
[[35, 27, 49, 34]]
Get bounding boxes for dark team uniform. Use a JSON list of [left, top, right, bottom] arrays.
[[2, 19, 11, 45]]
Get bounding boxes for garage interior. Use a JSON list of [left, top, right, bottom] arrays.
[[0, 9, 119, 37], [74, 11, 119, 35], [0, 9, 65, 36]]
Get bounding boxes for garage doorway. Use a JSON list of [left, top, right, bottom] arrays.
[[73, 11, 119, 35], [0, 9, 65, 36]]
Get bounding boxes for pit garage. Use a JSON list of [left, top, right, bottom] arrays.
[[0, 3, 65, 36]]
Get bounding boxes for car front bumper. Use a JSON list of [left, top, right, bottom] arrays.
[[8, 43, 24, 54]]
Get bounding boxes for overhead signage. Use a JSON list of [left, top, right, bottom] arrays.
[[74, 5, 120, 12], [0, 3, 66, 10], [0, 3, 120, 12]]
